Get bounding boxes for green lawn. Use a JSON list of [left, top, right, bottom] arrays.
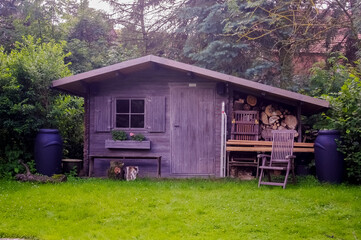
[[0, 177, 360, 240]]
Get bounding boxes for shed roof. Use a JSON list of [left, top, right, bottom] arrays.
[[52, 55, 329, 114]]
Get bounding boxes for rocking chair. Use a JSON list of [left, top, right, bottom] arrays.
[[258, 130, 296, 189]]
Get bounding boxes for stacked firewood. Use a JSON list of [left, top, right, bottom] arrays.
[[233, 94, 299, 140], [260, 104, 298, 140]]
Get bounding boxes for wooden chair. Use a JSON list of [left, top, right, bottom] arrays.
[[258, 130, 296, 189], [231, 111, 259, 140], [229, 110, 260, 178]]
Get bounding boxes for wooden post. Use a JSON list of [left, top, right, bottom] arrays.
[[297, 103, 302, 142], [82, 81, 90, 176]]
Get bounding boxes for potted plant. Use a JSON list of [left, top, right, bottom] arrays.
[[105, 130, 151, 149]]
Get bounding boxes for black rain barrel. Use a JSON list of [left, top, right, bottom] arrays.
[[314, 130, 344, 183], [34, 129, 63, 176]]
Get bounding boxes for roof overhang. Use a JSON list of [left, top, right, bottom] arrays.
[[52, 55, 329, 115]]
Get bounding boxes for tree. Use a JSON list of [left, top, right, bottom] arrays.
[[65, 0, 136, 73], [224, 0, 361, 88], [104, 0, 186, 56], [175, 0, 254, 77], [0, 0, 80, 51]]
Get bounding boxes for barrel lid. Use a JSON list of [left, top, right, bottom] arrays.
[[318, 130, 340, 135], [38, 129, 60, 134]]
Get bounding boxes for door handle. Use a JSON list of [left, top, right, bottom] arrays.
[[174, 124, 180, 127]]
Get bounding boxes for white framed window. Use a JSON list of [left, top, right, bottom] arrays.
[[115, 98, 145, 129]]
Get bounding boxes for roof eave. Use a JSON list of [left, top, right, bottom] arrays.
[[52, 55, 330, 113]]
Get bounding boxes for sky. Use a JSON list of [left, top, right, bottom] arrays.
[[88, 0, 113, 13]]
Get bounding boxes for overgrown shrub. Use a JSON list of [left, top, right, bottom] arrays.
[[48, 95, 84, 159], [314, 61, 361, 184], [0, 36, 74, 178]]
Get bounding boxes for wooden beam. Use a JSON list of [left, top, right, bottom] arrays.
[[297, 102, 302, 142], [226, 140, 314, 147], [226, 146, 314, 153]]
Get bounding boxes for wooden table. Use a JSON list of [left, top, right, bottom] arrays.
[[226, 140, 314, 153], [88, 155, 162, 178]]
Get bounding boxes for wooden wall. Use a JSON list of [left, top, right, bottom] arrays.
[[87, 67, 228, 178]]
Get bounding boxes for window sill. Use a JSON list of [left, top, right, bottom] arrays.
[[105, 140, 151, 150]]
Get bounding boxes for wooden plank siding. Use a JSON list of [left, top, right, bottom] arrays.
[[51, 55, 330, 178], [87, 68, 228, 177]]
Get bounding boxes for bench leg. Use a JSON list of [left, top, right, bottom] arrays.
[[88, 157, 94, 177], [157, 157, 161, 178]]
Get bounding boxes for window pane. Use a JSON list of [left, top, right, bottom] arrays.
[[116, 114, 129, 128], [131, 100, 144, 113], [116, 100, 129, 113], [131, 115, 144, 128]]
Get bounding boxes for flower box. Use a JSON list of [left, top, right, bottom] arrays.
[[105, 140, 151, 150]]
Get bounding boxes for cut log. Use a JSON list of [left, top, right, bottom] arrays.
[[281, 121, 287, 127], [243, 103, 251, 110], [234, 101, 243, 110], [261, 129, 273, 140], [275, 110, 282, 116], [260, 112, 269, 124], [265, 105, 274, 117], [284, 115, 298, 129], [269, 116, 280, 124], [246, 95, 257, 106], [107, 160, 124, 180]]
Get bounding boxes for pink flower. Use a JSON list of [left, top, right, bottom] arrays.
[[129, 132, 134, 137]]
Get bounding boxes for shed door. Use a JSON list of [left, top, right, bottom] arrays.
[[170, 85, 215, 175]]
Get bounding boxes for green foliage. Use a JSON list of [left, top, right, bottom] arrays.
[[0, 35, 71, 178], [48, 95, 84, 159], [60, 0, 139, 74], [324, 73, 361, 183], [177, 2, 252, 77], [111, 130, 127, 141], [314, 61, 361, 183], [130, 133, 145, 142], [65, 166, 78, 179], [309, 55, 352, 96]]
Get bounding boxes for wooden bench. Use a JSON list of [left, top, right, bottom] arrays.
[[88, 155, 162, 178]]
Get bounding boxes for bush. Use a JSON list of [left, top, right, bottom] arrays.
[[319, 61, 361, 184], [0, 36, 72, 178], [48, 95, 84, 159]]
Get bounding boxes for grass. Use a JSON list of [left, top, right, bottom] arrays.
[[0, 177, 360, 240]]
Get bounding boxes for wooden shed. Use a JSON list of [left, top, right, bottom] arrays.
[[52, 55, 329, 178]]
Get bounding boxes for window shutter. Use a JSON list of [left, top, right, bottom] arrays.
[[94, 96, 112, 132], [146, 96, 166, 133]]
